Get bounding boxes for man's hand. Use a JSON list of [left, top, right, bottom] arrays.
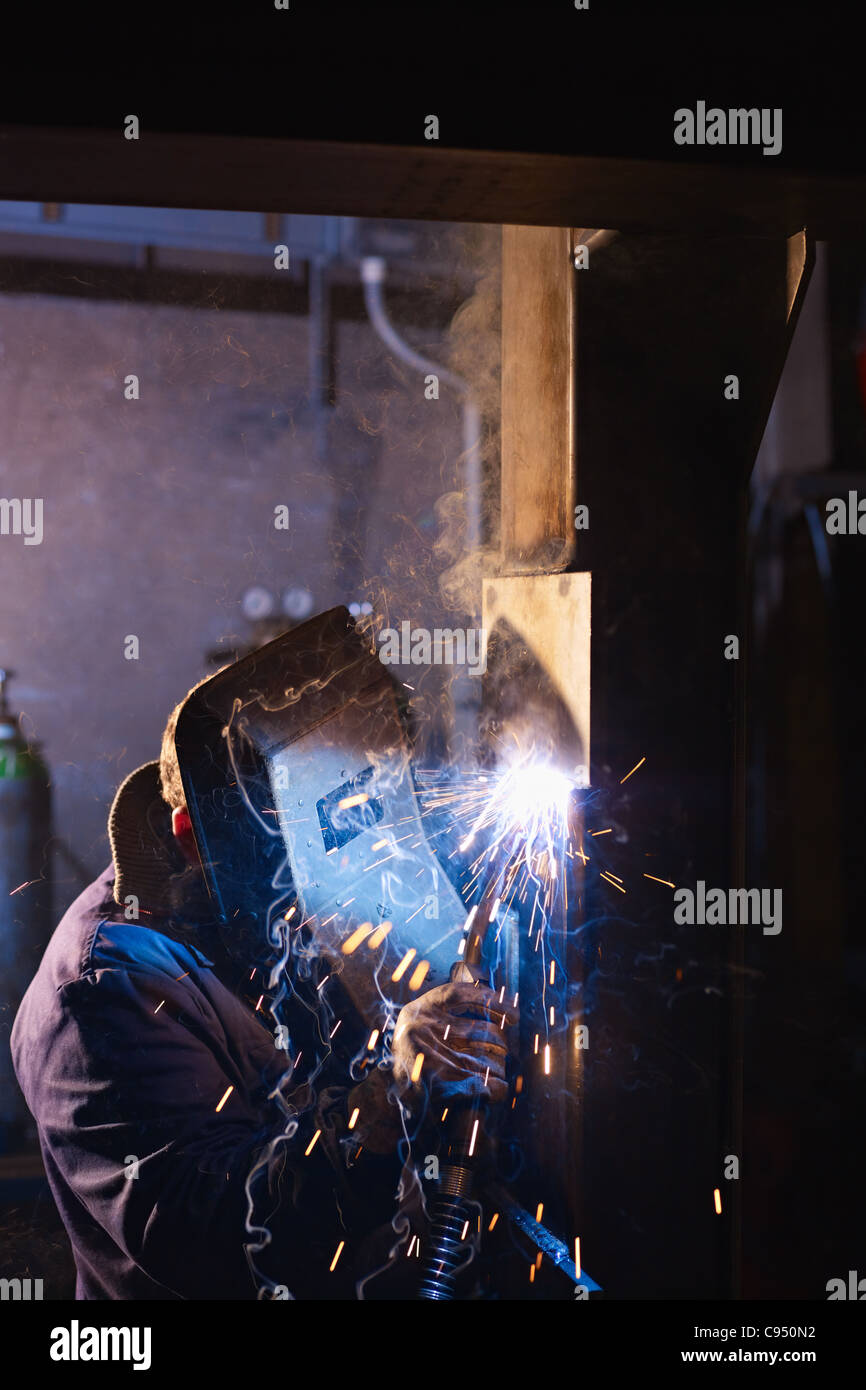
[[391, 981, 519, 1106]]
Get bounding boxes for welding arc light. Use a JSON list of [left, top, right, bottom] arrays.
[[496, 762, 574, 827]]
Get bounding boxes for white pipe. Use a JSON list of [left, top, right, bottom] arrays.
[[360, 257, 482, 559]]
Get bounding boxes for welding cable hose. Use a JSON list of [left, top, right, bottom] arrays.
[[417, 884, 504, 1300]]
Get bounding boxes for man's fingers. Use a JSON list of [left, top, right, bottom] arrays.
[[426, 982, 519, 1026], [423, 1040, 508, 1083], [437, 1022, 508, 1051]]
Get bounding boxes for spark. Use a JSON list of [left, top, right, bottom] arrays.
[[488, 1212, 499, 1232], [468, 1118, 479, 1157], [154, 1000, 165, 1014], [544, 1044, 551, 1074], [366, 1029, 380, 1050], [536, 1202, 544, 1222], [589, 827, 612, 836], [575, 1237, 581, 1277], [366, 922, 393, 948], [643, 873, 676, 888], [348, 1107, 360, 1129], [363, 854, 395, 872], [410, 1053, 425, 1083], [304, 1129, 321, 1156], [600, 872, 626, 893], [371, 838, 388, 851], [341, 922, 374, 954], [329, 1241, 345, 1272], [391, 949, 416, 982], [215, 1086, 234, 1113], [619, 755, 646, 784], [714, 1188, 722, 1215], [9, 879, 39, 896], [408, 960, 430, 991], [338, 793, 369, 809]]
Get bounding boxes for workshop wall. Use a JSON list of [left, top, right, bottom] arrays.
[[0, 284, 473, 912]]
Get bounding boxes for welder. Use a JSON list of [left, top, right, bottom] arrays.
[[10, 621, 517, 1300]]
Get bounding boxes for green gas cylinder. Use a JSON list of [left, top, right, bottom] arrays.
[[0, 668, 52, 1151]]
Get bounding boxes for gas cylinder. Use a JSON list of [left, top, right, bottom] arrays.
[[0, 668, 51, 1151]]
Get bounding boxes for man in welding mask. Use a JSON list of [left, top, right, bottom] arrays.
[[11, 617, 516, 1300]]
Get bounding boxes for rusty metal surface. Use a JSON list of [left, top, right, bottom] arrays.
[[501, 226, 576, 575], [482, 572, 590, 779], [1, 129, 865, 237]]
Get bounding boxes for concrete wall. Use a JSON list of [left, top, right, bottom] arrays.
[[0, 264, 480, 914]]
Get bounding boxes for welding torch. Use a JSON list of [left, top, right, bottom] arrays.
[[417, 874, 504, 1300]]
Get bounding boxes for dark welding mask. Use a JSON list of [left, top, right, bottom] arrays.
[[173, 607, 471, 1027]]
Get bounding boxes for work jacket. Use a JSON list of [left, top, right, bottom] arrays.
[[11, 866, 408, 1299]]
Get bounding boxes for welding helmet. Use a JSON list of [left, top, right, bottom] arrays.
[[173, 607, 473, 1028]]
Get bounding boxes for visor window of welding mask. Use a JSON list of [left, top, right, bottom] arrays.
[[172, 609, 474, 1028]]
